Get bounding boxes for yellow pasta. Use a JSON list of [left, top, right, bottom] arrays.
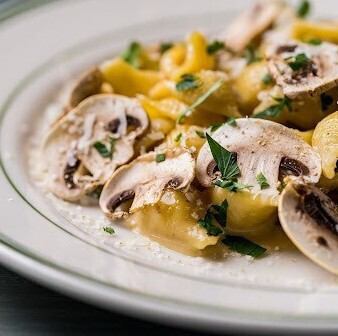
[[312, 111, 338, 179], [233, 62, 271, 114], [100, 58, 163, 96], [292, 20, 338, 44], [160, 32, 215, 80]]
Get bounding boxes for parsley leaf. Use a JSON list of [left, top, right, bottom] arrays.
[[160, 42, 173, 54], [210, 123, 223, 132], [175, 132, 183, 142], [256, 172, 270, 190], [297, 0, 311, 18], [177, 79, 224, 124], [222, 235, 267, 258], [103, 226, 115, 235], [254, 96, 292, 119], [197, 200, 228, 236], [156, 153, 166, 162], [262, 73, 273, 85], [122, 41, 141, 68], [244, 45, 261, 64], [226, 117, 237, 127], [207, 40, 225, 54], [206, 134, 251, 192], [195, 130, 206, 139], [206, 133, 240, 180], [307, 38, 322, 45], [286, 53, 310, 71], [93, 137, 116, 159], [176, 74, 200, 92]]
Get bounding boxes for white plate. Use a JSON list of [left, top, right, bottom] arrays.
[[1, 0, 338, 334]]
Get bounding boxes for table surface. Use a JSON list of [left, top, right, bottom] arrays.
[[0, 264, 244, 336]]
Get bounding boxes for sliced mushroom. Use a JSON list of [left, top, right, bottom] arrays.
[[220, 0, 283, 53], [196, 118, 321, 200], [43, 94, 149, 201], [268, 41, 338, 99], [99, 149, 195, 218], [279, 181, 338, 275], [65, 68, 104, 110]]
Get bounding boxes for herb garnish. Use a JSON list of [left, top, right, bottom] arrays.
[[207, 40, 225, 54], [254, 96, 292, 119], [206, 134, 251, 192], [160, 42, 173, 54], [244, 45, 261, 64], [122, 41, 141, 68], [197, 198, 266, 257], [286, 53, 310, 71], [93, 137, 116, 159], [175, 132, 183, 142], [222, 235, 267, 258], [262, 73, 273, 85], [176, 74, 200, 92], [177, 79, 224, 124], [226, 117, 237, 127], [296, 0, 311, 18], [210, 123, 222, 132], [195, 130, 206, 139], [197, 200, 228, 236], [256, 172, 270, 190], [156, 153, 166, 162], [307, 38, 322, 45], [103, 226, 115, 235]]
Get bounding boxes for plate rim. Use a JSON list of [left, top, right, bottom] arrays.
[[0, 1, 338, 334]]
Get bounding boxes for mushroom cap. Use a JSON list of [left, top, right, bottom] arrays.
[[196, 118, 321, 200], [268, 41, 338, 99], [220, 0, 283, 53], [99, 148, 195, 219], [278, 181, 338, 275], [43, 94, 149, 201], [66, 67, 104, 110]]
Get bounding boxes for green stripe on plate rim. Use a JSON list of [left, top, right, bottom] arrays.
[[0, 0, 338, 327]]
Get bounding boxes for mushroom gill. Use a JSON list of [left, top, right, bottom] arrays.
[[279, 181, 338, 275], [43, 94, 149, 201], [99, 148, 195, 218], [196, 118, 321, 200]]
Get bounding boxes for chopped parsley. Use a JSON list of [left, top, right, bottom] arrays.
[[256, 173, 270, 190], [262, 73, 273, 85], [226, 117, 237, 127], [93, 137, 116, 159], [320, 93, 334, 111], [210, 123, 223, 132], [207, 40, 225, 54], [156, 153, 166, 162], [206, 134, 251, 192], [197, 198, 267, 257], [103, 226, 115, 235], [286, 53, 311, 71], [160, 42, 173, 54], [177, 79, 224, 124], [122, 41, 141, 68], [244, 45, 261, 65], [174, 132, 183, 142], [254, 96, 292, 119], [176, 74, 200, 92], [195, 130, 206, 139], [197, 200, 228, 236], [222, 235, 267, 258], [307, 38, 322, 45], [296, 0, 311, 18]]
